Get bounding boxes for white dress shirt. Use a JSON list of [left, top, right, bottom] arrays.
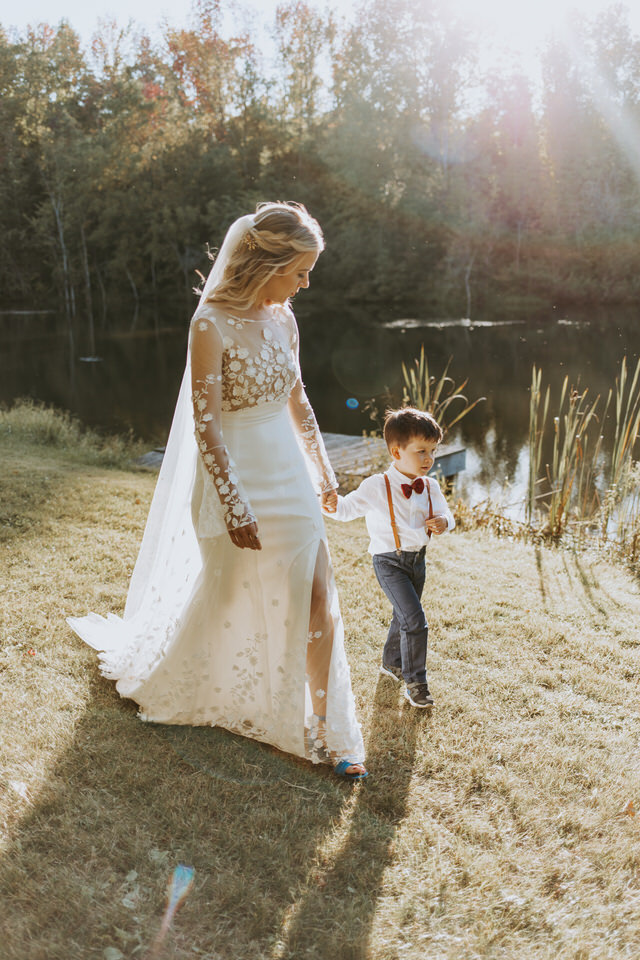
[[326, 463, 455, 555]]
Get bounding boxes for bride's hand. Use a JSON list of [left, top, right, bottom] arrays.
[[229, 521, 262, 550]]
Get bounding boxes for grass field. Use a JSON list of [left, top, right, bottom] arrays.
[[1, 406, 640, 960]]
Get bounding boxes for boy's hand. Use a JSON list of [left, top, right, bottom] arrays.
[[426, 514, 448, 535], [321, 488, 338, 513]]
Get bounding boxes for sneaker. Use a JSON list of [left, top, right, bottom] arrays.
[[404, 683, 434, 708], [380, 661, 403, 683]]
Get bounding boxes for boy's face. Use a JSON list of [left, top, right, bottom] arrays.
[[390, 436, 439, 479]]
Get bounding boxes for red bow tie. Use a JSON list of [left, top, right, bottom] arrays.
[[401, 478, 425, 499]]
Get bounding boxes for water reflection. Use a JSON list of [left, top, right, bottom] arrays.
[[381, 317, 526, 329], [2, 310, 188, 442], [2, 302, 639, 511]]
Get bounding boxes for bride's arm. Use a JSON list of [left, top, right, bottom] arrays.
[[285, 309, 337, 495], [190, 315, 260, 545]]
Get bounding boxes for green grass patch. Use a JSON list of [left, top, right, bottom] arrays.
[[1, 413, 640, 959], [0, 398, 145, 468]]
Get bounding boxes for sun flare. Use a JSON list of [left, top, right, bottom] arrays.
[[450, 0, 635, 68]]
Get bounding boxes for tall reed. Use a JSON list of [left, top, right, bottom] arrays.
[[401, 345, 484, 434], [546, 380, 600, 537], [526, 357, 640, 562], [610, 357, 640, 488], [612, 462, 640, 564], [573, 416, 608, 541], [598, 357, 640, 547], [527, 366, 549, 526]]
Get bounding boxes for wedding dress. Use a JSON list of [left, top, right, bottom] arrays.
[[67, 292, 365, 767]]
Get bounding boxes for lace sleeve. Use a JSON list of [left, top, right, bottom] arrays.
[[285, 310, 337, 494], [190, 316, 257, 530]]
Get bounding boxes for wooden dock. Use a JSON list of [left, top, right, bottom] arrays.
[[322, 433, 465, 490], [137, 433, 466, 485]]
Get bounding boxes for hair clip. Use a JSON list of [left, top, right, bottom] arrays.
[[244, 231, 258, 250]]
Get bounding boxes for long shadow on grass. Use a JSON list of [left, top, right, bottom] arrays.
[[535, 546, 548, 607], [277, 675, 424, 960], [1, 674, 422, 960], [0, 676, 358, 960], [567, 550, 609, 616]]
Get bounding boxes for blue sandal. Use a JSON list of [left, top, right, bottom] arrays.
[[334, 759, 369, 781]]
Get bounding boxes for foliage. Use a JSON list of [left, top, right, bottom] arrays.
[[610, 355, 640, 487], [525, 358, 640, 566], [546, 380, 601, 537], [1, 1, 640, 322], [401, 344, 485, 436], [526, 366, 549, 525]]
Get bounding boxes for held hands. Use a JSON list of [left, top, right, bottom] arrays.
[[321, 488, 338, 513], [230, 490, 340, 548], [229, 520, 262, 550], [425, 514, 448, 535]]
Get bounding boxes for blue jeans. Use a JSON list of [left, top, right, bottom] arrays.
[[372, 548, 428, 685]]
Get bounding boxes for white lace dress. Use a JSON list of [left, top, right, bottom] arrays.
[[68, 301, 365, 766]]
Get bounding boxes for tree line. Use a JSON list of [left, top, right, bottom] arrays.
[[1, 0, 640, 330]]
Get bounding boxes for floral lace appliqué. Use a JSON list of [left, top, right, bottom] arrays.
[[221, 323, 297, 410], [192, 376, 256, 531]]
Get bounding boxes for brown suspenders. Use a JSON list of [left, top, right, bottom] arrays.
[[384, 474, 433, 556], [425, 479, 433, 537], [384, 474, 402, 553]]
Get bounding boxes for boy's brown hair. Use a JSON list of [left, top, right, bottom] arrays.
[[383, 406, 443, 450]]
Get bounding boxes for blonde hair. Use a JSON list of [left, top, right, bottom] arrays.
[[206, 202, 324, 310]]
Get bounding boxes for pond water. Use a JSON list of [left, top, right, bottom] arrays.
[[2, 300, 639, 514]]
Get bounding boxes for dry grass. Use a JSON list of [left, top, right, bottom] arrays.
[[1, 413, 640, 960]]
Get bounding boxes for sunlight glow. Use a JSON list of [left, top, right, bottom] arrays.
[[3, 0, 640, 83], [566, 29, 640, 185], [450, 0, 638, 73]]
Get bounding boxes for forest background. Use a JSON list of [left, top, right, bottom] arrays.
[[3, 0, 640, 328]]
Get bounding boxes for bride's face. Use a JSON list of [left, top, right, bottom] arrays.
[[259, 250, 319, 305]]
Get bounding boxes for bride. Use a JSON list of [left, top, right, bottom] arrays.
[[68, 202, 367, 780]]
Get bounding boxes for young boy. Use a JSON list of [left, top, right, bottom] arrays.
[[323, 407, 454, 708]]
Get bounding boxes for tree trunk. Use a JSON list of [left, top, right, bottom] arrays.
[[50, 194, 74, 322], [464, 252, 475, 319], [80, 224, 96, 355], [515, 221, 523, 273], [125, 267, 140, 331], [95, 264, 108, 327], [150, 254, 159, 333]]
